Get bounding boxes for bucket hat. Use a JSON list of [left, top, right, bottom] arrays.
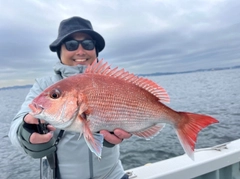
[[49, 16, 105, 52]]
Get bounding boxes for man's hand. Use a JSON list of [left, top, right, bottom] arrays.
[[100, 129, 132, 145]]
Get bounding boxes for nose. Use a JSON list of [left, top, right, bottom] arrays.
[[76, 44, 86, 55]]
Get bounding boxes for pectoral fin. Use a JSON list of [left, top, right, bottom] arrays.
[[84, 132, 104, 159], [81, 118, 103, 158], [77, 94, 103, 158], [78, 92, 91, 116]]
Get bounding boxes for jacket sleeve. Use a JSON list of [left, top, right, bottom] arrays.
[[8, 77, 52, 152]]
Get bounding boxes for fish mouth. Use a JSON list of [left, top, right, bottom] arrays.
[[29, 103, 44, 116], [28, 102, 79, 130]]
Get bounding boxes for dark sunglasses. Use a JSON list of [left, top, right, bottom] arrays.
[[64, 39, 96, 51]]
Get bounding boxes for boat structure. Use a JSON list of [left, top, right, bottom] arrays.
[[125, 139, 240, 179], [40, 139, 240, 179]]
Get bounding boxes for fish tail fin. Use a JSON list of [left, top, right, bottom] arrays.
[[175, 112, 218, 160]]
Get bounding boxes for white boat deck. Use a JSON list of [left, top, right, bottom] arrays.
[[126, 139, 240, 179]]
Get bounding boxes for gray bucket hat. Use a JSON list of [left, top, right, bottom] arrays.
[[49, 16, 105, 52]]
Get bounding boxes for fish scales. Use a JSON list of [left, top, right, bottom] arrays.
[[83, 76, 166, 132]]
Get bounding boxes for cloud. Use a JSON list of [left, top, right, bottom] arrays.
[[0, 0, 240, 87]]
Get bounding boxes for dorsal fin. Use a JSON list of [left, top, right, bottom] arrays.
[[85, 59, 170, 103]]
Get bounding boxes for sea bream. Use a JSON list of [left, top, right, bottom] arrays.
[[29, 59, 218, 159]]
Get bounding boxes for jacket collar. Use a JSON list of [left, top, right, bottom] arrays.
[[53, 62, 87, 79]]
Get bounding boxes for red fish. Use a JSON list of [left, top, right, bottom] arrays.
[[29, 59, 218, 159]]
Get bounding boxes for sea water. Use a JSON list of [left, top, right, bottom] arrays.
[[0, 68, 240, 179]]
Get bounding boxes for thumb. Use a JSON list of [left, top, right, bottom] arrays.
[[30, 132, 54, 144]]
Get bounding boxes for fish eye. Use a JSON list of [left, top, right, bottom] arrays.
[[50, 89, 61, 99]]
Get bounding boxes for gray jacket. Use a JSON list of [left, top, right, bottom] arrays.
[[8, 62, 125, 179]]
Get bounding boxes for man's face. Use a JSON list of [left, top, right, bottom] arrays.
[[60, 32, 97, 66]]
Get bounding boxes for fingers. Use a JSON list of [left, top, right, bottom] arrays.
[[100, 129, 132, 145], [30, 132, 53, 144], [23, 114, 38, 124], [24, 114, 50, 124], [100, 130, 122, 145], [23, 113, 55, 144], [47, 125, 56, 131], [114, 129, 132, 139]]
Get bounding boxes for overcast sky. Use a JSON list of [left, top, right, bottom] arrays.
[[1, 0, 240, 87]]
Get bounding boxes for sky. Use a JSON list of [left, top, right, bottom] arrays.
[[1, 0, 240, 87]]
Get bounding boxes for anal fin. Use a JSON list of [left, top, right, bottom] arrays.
[[132, 123, 165, 140]]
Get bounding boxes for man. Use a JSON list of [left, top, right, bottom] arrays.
[[9, 16, 131, 179]]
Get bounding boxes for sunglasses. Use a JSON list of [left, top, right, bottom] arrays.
[[64, 39, 96, 51]]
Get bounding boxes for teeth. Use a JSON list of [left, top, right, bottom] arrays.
[[75, 59, 86, 62]]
